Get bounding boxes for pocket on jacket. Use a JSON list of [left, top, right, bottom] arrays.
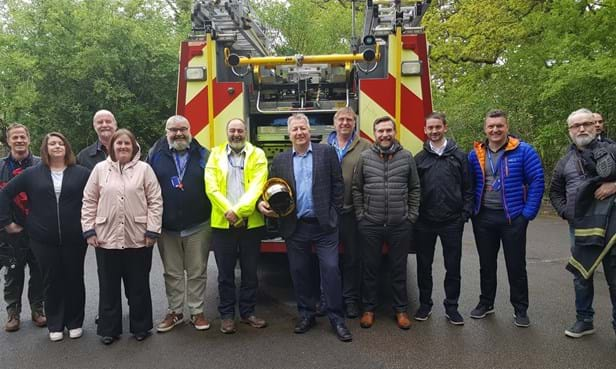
[[134, 215, 148, 224], [95, 216, 107, 224]]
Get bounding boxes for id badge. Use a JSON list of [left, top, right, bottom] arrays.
[[171, 176, 181, 188], [491, 178, 502, 191]]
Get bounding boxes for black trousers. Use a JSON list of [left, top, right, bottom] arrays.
[[3, 232, 44, 316], [472, 209, 529, 314], [212, 226, 263, 319], [95, 247, 153, 337], [340, 212, 361, 306], [29, 238, 87, 332], [360, 220, 411, 313], [286, 220, 344, 325], [415, 219, 464, 309]]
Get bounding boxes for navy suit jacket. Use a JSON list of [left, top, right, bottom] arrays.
[[270, 143, 343, 238]]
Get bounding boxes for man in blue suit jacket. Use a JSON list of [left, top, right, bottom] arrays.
[[258, 113, 352, 342]]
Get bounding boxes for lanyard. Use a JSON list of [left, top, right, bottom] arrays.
[[173, 152, 189, 181], [487, 149, 502, 177], [228, 152, 245, 169]]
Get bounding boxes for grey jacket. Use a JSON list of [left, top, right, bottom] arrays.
[[352, 141, 420, 225], [549, 140, 616, 223]]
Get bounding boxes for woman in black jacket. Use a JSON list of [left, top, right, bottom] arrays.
[[0, 132, 90, 342]]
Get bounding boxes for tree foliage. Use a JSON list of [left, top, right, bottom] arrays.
[[1, 0, 615, 178], [253, 0, 357, 55], [424, 0, 616, 174], [0, 0, 187, 153]]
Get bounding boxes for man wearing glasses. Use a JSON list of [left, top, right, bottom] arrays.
[[205, 118, 268, 334], [468, 109, 544, 328], [147, 115, 212, 332], [550, 108, 616, 340]]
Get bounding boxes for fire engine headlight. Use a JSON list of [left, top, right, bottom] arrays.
[[185, 67, 206, 81], [401, 61, 422, 76]]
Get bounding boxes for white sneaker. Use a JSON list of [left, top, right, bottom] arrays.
[[69, 328, 83, 339], [49, 331, 64, 342]]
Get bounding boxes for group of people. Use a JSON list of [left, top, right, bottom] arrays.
[[0, 106, 614, 345]]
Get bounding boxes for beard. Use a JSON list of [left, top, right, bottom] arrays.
[[228, 138, 246, 152], [572, 134, 594, 148], [169, 135, 192, 151]]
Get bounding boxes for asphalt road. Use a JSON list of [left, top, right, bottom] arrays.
[[1, 215, 615, 369]]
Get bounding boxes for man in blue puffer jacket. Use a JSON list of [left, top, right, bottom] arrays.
[[467, 109, 544, 328]]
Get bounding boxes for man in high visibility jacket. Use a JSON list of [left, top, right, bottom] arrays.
[[205, 118, 268, 334]]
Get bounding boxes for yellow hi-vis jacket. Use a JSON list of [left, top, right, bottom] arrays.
[[205, 142, 268, 229]]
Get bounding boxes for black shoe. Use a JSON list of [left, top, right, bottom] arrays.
[[445, 309, 465, 326], [414, 305, 432, 321], [565, 320, 595, 338], [470, 303, 495, 319], [334, 323, 352, 342], [513, 312, 530, 328], [134, 331, 151, 341], [294, 317, 316, 334], [345, 303, 360, 319], [101, 336, 116, 345]]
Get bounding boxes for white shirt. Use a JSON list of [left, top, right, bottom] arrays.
[[429, 138, 448, 156], [51, 170, 64, 200]]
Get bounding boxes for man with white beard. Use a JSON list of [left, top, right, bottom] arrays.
[[550, 108, 616, 340], [205, 118, 268, 334], [147, 115, 212, 332]]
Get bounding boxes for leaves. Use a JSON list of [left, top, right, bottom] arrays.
[[426, 0, 616, 176], [0, 0, 183, 152]]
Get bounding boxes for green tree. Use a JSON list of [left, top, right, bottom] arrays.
[[424, 0, 616, 175], [253, 0, 357, 55], [0, 0, 188, 152]]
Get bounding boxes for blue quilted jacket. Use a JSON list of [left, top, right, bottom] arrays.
[[468, 136, 545, 221]]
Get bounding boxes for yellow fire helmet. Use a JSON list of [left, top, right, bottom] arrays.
[[262, 177, 295, 217]]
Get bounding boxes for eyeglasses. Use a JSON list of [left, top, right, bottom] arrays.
[[568, 121, 594, 131], [167, 127, 189, 134]]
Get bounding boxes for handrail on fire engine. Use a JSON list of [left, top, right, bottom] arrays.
[[224, 44, 380, 67]]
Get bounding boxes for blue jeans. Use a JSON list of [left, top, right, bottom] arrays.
[[569, 226, 616, 329]]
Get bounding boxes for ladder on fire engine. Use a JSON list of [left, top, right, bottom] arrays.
[[191, 0, 270, 57], [364, 0, 432, 37]]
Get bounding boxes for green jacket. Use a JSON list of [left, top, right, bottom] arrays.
[[205, 142, 268, 229], [335, 135, 372, 212]]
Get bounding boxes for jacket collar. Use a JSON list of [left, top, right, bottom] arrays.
[[423, 138, 458, 156], [474, 135, 520, 153]]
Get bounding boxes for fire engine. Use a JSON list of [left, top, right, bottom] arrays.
[[176, 0, 433, 252]]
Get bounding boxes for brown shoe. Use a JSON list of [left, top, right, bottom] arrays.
[[156, 312, 184, 333], [360, 312, 375, 328], [220, 319, 236, 334], [396, 312, 411, 330], [190, 313, 211, 331], [240, 315, 267, 328], [5, 314, 20, 332], [32, 311, 47, 328]]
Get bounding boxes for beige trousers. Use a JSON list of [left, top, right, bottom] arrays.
[[157, 222, 211, 315]]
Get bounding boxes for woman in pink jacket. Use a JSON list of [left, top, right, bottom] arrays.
[[81, 129, 162, 345]]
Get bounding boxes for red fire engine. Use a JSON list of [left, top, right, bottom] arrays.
[[176, 0, 433, 252]]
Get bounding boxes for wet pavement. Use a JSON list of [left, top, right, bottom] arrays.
[[1, 215, 615, 368]]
